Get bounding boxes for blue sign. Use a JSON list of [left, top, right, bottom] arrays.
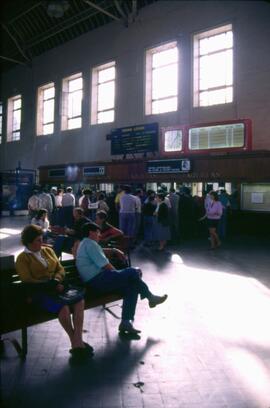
[[83, 166, 105, 176], [147, 159, 191, 174], [110, 123, 158, 155]]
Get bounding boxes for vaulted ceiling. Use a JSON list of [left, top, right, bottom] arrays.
[[1, 0, 157, 72]]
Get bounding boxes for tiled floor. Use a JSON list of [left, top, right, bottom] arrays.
[[1, 216, 270, 408]]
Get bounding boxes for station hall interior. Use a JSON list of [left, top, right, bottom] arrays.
[[0, 1, 270, 407]]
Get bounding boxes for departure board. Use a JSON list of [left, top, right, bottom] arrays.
[[110, 123, 158, 155]]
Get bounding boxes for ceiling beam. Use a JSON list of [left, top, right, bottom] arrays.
[[0, 55, 28, 65], [2, 24, 30, 62], [83, 0, 121, 21]]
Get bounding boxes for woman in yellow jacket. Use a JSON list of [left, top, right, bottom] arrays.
[[16, 224, 92, 358]]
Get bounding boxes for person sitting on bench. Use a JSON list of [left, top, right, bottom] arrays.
[[76, 222, 168, 335], [95, 210, 124, 246], [53, 207, 92, 257], [15, 225, 93, 358]]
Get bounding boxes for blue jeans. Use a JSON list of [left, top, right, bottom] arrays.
[[87, 267, 151, 321]]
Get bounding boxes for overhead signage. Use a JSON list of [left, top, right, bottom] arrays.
[[110, 123, 158, 155], [83, 166, 105, 176], [147, 159, 191, 174]]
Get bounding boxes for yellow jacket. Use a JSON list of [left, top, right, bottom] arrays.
[[15, 247, 65, 283]]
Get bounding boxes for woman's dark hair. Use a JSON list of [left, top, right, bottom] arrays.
[[96, 210, 107, 221], [21, 225, 43, 246], [98, 193, 105, 200], [36, 208, 48, 219], [157, 192, 165, 200], [209, 190, 219, 201], [81, 222, 101, 238]]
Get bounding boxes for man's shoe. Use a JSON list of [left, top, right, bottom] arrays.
[[149, 294, 168, 308], [118, 321, 141, 334]]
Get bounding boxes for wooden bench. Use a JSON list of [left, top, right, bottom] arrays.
[[0, 258, 124, 359]]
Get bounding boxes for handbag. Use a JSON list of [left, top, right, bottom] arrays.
[[58, 285, 86, 305]]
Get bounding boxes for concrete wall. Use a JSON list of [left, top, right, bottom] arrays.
[[1, 0, 270, 171]]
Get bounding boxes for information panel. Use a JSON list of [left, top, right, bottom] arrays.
[[83, 166, 105, 176], [110, 123, 158, 155], [147, 159, 191, 174]]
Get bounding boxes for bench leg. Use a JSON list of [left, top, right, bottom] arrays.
[[0, 328, 27, 359], [21, 327, 28, 358], [102, 304, 121, 319]]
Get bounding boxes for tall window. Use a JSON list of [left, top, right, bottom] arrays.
[[7, 95, 21, 142], [62, 73, 82, 130], [37, 83, 55, 135], [0, 102, 2, 143], [91, 61, 115, 124], [145, 41, 178, 115], [193, 24, 233, 107]]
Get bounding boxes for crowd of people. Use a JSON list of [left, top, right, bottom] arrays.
[[27, 184, 237, 253]]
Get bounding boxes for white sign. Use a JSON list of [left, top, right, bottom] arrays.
[[251, 192, 264, 204]]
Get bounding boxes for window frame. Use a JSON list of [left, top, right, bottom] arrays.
[[160, 125, 186, 157], [193, 23, 233, 107], [145, 41, 179, 116], [91, 61, 116, 125], [0, 102, 3, 144], [36, 82, 55, 136], [7, 95, 22, 142], [61, 72, 83, 131]]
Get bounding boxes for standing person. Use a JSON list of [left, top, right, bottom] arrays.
[[134, 189, 142, 241], [142, 191, 156, 246], [154, 193, 171, 251], [62, 186, 75, 228], [39, 188, 53, 217], [119, 185, 137, 238], [218, 189, 231, 239], [168, 187, 179, 243], [15, 225, 92, 358], [28, 189, 41, 220], [76, 223, 168, 335], [97, 192, 109, 213], [200, 191, 223, 249], [79, 189, 92, 218], [49, 187, 57, 225]]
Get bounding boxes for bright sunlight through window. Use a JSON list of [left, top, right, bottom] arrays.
[[7, 95, 21, 142], [91, 62, 115, 124], [194, 24, 233, 107], [145, 42, 178, 115], [61, 73, 82, 130], [37, 83, 55, 135]]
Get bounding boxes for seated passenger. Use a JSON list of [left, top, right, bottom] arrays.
[[53, 207, 92, 258], [15, 225, 92, 358], [76, 223, 168, 335], [95, 210, 124, 246], [31, 208, 51, 241]]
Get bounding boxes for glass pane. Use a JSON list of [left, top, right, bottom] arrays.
[[43, 123, 54, 135], [164, 130, 182, 151], [68, 117, 82, 129], [152, 47, 178, 68], [43, 86, 55, 100], [0, 103, 2, 114], [200, 87, 233, 107], [97, 110, 114, 124], [199, 31, 232, 56], [13, 110, 21, 130], [98, 82, 115, 110], [152, 97, 177, 114], [200, 50, 232, 90], [0, 120, 2, 135], [43, 99, 54, 123], [189, 123, 244, 150], [13, 98, 21, 110], [98, 66, 115, 83], [69, 77, 82, 92], [152, 64, 178, 99], [68, 90, 82, 118], [12, 131, 20, 141]]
